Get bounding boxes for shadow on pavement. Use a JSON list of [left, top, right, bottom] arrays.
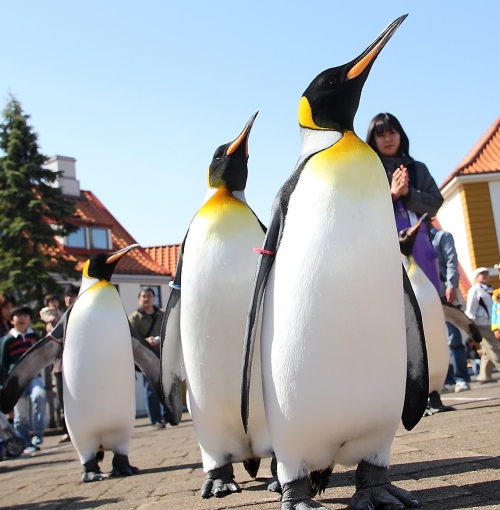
[[3, 498, 120, 510]]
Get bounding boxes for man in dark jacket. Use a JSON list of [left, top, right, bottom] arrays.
[[128, 288, 166, 429]]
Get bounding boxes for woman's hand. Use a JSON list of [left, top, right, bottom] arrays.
[[390, 165, 409, 198], [494, 329, 500, 341]]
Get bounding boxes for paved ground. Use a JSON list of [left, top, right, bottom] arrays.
[[2, 377, 500, 510]]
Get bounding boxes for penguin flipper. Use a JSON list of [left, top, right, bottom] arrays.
[[0, 305, 72, 414], [159, 241, 185, 426], [241, 202, 283, 432], [129, 322, 164, 407], [401, 265, 429, 430], [441, 299, 482, 345]]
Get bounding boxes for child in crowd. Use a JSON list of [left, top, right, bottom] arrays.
[[39, 294, 62, 333], [0, 306, 46, 452]]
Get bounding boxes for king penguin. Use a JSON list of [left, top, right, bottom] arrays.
[[400, 219, 452, 413], [1, 244, 165, 482], [160, 113, 273, 498], [241, 16, 428, 510]]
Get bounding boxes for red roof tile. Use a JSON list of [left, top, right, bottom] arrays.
[[62, 191, 170, 276], [441, 116, 500, 189], [145, 245, 181, 277]]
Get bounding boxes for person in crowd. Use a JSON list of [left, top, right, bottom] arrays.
[[491, 288, 500, 342], [53, 285, 80, 443], [1, 305, 46, 452], [39, 294, 62, 333], [430, 226, 471, 392], [366, 113, 444, 291], [128, 288, 166, 429], [466, 268, 499, 383], [0, 293, 18, 388]]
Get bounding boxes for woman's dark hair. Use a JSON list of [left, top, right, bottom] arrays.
[[64, 285, 80, 298], [0, 293, 17, 310], [366, 113, 410, 158]]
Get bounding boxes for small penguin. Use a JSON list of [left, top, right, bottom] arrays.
[[241, 15, 428, 510], [161, 113, 273, 498], [1, 244, 164, 481], [399, 220, 454, 412]]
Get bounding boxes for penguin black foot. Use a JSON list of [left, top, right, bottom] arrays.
[[82, 458, 107, 483], [268, 455, 282, 493], [281, 477, 329, 510], [350, 460, 420, 510], [110, 453, 139, 477], [200, 463, 241, 498], [243, 457, 261, 478]]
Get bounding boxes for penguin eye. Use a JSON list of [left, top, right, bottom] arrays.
[[213, 147, 225, 160], [320, 75, 338, 87]]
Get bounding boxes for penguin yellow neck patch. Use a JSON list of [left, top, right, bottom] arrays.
[[298, 97, 328, 130]]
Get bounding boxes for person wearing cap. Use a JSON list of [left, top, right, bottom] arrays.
[[466, 267, 498, 383]]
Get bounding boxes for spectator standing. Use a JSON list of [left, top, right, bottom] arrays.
[[53, 285, 80, 443], [430, 226, 471, 392], [1, 306, 46, 452], [0, 293, 17, 388], [366, 113, 444, 292], [466, 268, 499, 383], [39, 294, 62, 334], [128, 288, 166, 429], [491, 288, 500, 342]]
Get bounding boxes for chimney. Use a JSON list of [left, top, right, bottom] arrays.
[[45, 155, 81, 197]]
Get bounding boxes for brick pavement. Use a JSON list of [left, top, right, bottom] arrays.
[[2, 378, 500, 510]]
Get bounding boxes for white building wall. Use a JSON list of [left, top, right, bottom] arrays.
[[436, 188, 473, 277]]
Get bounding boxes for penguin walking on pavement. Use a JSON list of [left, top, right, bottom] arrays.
[[399, 219, 454, 413], [241, 16, 428, 510], [161, 113, 273, 498], [1, 244, 165, 482]]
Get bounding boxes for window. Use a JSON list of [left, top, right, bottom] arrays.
[[65, 226, 110, 250], [67, 227, 86, 248], [90, 227, 109, 250]]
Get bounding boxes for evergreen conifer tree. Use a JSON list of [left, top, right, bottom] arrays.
[[0, 96, 78, 309]]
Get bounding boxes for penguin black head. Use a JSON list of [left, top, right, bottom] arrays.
[[83, 244, 139, 282], [208, 112, 258, 192], [399, 214, 427, 257], [299, 15, 407, 132]]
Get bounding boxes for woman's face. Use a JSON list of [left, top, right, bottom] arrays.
[[1, 302, 13, 323], [374, 129, 401, 157]]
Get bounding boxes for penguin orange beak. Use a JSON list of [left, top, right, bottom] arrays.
[[346, 14, 408, 80], [106, 244, 139, 264], [226, 111, 259, 157]]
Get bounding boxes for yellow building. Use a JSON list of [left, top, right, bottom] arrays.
[[437, 117, 500, 290]]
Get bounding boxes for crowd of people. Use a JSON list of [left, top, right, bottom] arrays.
[[0, 112, 499, 460]]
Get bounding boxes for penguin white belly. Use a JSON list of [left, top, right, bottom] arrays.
[[181, 197, 269, 470], [407, 264, 448, 393], [261, 143, 407, 482], [63, 282, 135, 463]]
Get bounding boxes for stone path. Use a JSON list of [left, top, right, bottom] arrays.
[[2, 378, 500, 509]]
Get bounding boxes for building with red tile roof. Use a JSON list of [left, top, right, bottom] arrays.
[[436, 117, 500, 290], [145, 244, 181, 277]]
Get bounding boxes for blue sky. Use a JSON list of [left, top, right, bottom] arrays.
[[3, 2, 499, 246]]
